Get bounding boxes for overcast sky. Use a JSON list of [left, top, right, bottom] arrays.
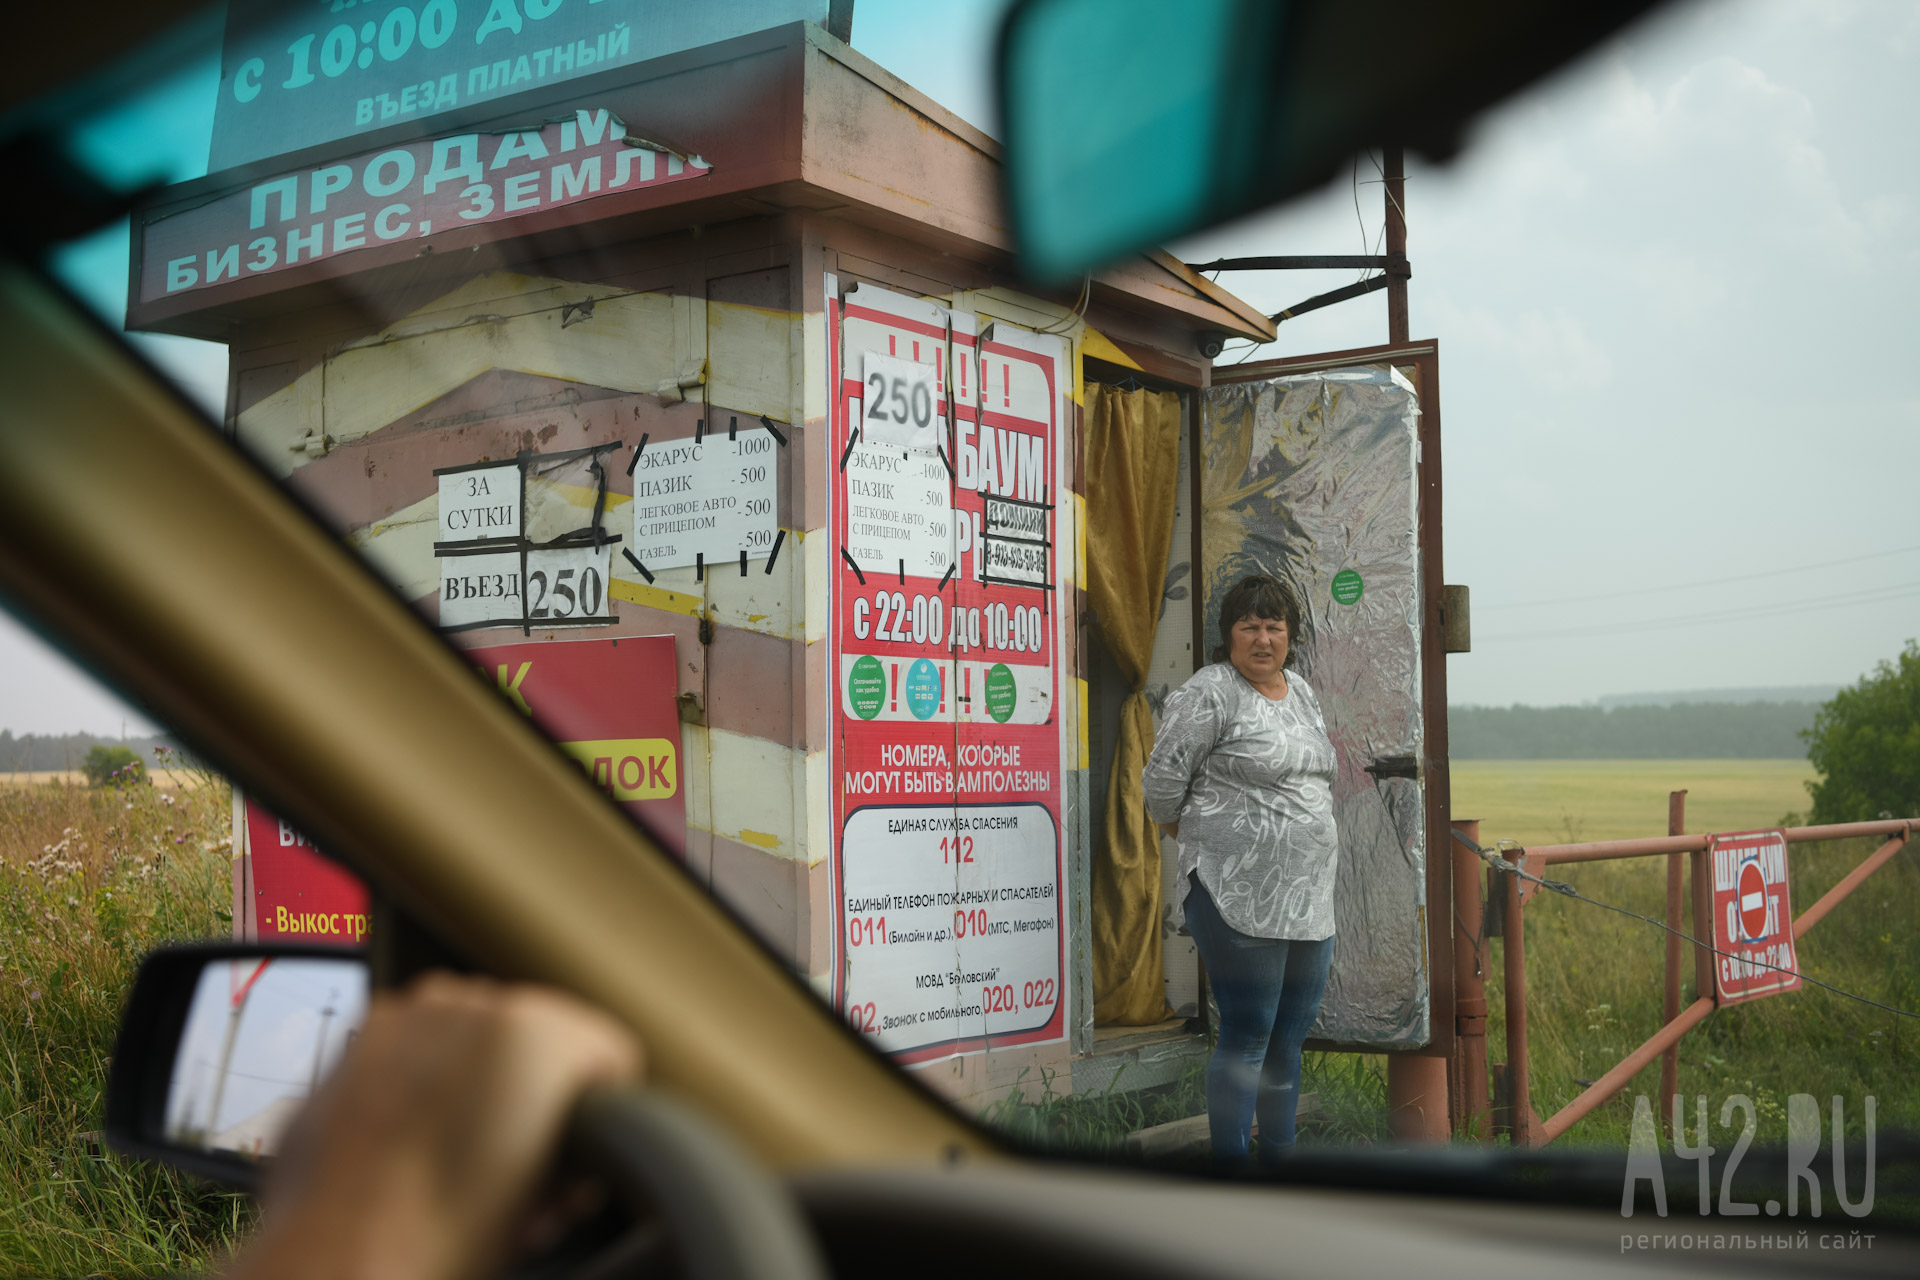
[[4, 0, 1916, 733]]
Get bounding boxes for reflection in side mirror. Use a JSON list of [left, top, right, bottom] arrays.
[[107, 944, 368, 1188]]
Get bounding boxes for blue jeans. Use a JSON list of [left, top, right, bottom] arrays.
[[1184, 873, 1334, 1164]]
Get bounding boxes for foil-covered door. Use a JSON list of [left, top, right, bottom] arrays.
[[1199, 366, 1428, 1048]]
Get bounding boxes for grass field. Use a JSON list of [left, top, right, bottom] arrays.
[[1452, 758, 1818, 847], [1, 760, 1909, 1271], [0, 777, 250, 1277]]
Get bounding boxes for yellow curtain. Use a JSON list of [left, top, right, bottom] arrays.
[[1085, 382, 1183, 1025]]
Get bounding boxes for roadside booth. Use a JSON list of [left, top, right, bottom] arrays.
[[129, 8, 1452, 1114]]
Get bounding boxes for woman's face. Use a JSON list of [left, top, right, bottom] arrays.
[[1228, 614, 1289, 684]]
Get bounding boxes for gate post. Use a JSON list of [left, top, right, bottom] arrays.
[[1387, 1053, 1450, 1141], [1660, 790, 1686, 1135], [1450, 818, 1489, 1139]]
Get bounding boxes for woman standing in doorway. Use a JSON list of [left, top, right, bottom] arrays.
[[1142, 574, 1339, 1165]]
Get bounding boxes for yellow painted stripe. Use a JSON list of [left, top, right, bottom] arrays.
[[610, 578, 705, 619], [1081, 324, 1143, 371]]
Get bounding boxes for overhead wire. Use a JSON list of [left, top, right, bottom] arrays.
[[1455, 829, 1920, 1022], [1477, 578, 1920, 645], [1480, 542, 1920, 612]]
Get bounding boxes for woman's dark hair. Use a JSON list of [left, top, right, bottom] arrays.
[[1212, 574, 1302, 665]]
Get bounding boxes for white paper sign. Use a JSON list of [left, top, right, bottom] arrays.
[[843, 443, 953, 578], [439, 551, 524, 628], [526, 545, 614, 624], [860, 353, 941, 452], [437, 465, 521, 544], [630, 428, 779, 571], [839, 803, 1062, 1057]]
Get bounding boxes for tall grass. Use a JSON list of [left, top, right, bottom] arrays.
[[0, 777, 252, 1277]]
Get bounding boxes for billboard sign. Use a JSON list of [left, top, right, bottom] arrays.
[[1710, 829, 1802, 1004], [244, 802, 371, 945], [210, 0, 829, 172], [458, 633, 688, 857], [828, 280, 1068, 1064], [142, 108, 709, 304]]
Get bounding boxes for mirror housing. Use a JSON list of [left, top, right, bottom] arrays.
[[996, 0, 1668, 283], [106, 943, 368, 1190]]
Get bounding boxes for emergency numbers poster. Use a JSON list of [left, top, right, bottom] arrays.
[[829, 280, 1067, 1063]]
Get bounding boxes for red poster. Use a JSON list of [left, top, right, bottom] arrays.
[[245, 802, 369, 946], [829, 280, 1067, 1064], [458, 633, 687, 856], [1710, 829, 1802, 1004]]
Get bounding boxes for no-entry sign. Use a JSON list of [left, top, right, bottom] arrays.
[[1709, 829, 1801, 1004]]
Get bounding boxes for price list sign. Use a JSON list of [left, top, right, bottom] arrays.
[[828, 281, 1067, 1064], [843, 444, 953, 579], [630, 426, 780, 572]]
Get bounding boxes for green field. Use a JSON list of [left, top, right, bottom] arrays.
[[1452, 758, 1818, 847]]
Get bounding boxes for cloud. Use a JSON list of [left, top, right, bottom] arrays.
[[1587, 54, 1867, 269], [1423, 295, 1614, 392]]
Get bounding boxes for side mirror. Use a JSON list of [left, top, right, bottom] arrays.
[[105, 944, 368, 1189], [995, 0, 1667, 283]]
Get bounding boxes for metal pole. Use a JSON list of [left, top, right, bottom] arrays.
[[1793, 827, 1912, 939], [1542, 998, 1715, 1145], [1503, 846, 1531, 1147], [1660, 790, 1686, 1135], [1451, 819, 1489, 1140], [1383, 146, 1409, 344], [1388, 1053, 1450, 1142], [1690, 843, 1716, 1014]]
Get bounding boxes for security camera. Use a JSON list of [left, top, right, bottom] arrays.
[[1197, 332, 1228, 360]]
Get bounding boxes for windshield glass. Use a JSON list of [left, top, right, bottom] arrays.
[[5, 1, 1918, 1267]]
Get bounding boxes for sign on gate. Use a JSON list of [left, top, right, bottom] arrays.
[[1709, 829, 1801, 1004]]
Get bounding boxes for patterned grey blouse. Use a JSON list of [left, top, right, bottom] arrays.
[[1142, 662, 1340, 941]]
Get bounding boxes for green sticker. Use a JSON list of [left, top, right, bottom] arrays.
[[848, 654, 886, 720], [904, 658, 942, 721], [1330, 569, 1364, 606], [984, 664, 1018, 724]]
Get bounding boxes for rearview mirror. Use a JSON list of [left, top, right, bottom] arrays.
[[995, 0, 1667, 283], [106, 944, 368, 1188]]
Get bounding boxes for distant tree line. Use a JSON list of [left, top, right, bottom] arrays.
[[1447, 702, 1818, 759], [0, 730, 185, 774]]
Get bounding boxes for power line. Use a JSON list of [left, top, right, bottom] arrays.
[[1479, 543, 1920, 612], [1455, 831, 1920, 1022], [1477, 579, 1920, 646]]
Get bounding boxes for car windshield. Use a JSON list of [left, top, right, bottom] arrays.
[[4, 1, 1919, 1273]]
